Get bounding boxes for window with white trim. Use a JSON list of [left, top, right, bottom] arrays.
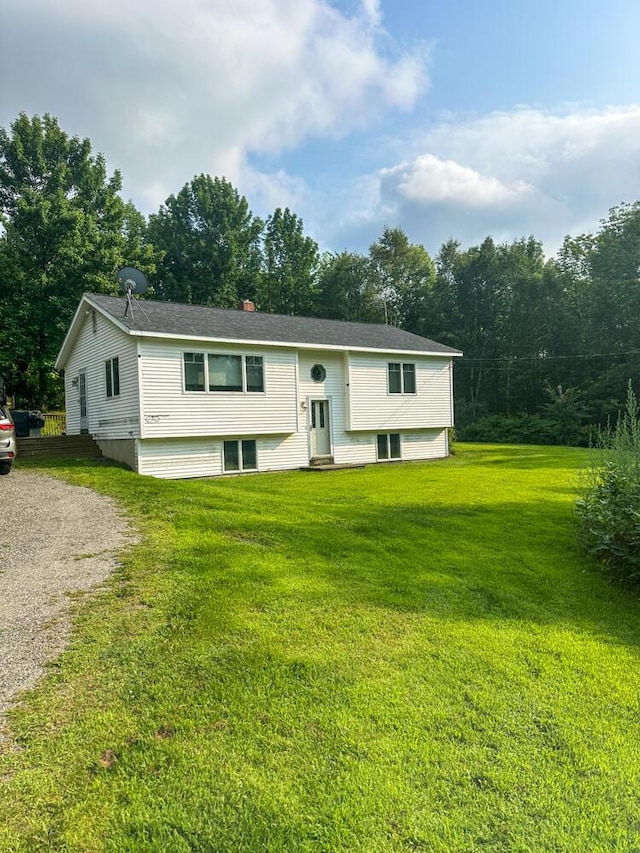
[[183, 353, 264, 393], [388, 362, 415, 394], [184, 352, 205, 391], [105, 357, 120, 398], [223, 439, 257, 472], [377, 433, 401, 461]]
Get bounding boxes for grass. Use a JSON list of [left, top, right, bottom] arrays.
[[1, 444, 640, 852]]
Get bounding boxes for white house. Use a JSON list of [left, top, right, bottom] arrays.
[[55, 294, 462, 479]]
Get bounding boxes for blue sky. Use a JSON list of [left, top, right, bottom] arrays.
[[2, 0, 640, 258]]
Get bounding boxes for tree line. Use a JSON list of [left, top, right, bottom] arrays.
[[1, 112, 639, 444]]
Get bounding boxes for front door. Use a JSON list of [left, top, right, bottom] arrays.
[[310, 399, 331, 458], [79, 370, 88, 433]]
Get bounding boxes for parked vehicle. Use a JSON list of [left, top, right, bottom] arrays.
[[0, 405, 16, 474]]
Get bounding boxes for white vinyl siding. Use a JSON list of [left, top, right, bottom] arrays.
[[137, 432, 310, 479], [139, 341, 297, 438], [64, 311, 139, 438], [401, 429, 448, 460], [347, 354, 453, 432]]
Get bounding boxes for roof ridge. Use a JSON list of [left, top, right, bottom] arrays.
[[85, 292, 462, 355]]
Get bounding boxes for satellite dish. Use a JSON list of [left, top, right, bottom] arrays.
[[117, 266, 148, 296], [117, 267, 150, 322]]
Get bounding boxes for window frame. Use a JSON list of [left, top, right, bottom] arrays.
[[388, 362, 416, 395], [223, 438, 258, 473], [376, 433, 401, 461], [105, 357, 120, 399], [182, 352, 265, 395], [184, 351, 206, 392], [208, 354, 243, 392]]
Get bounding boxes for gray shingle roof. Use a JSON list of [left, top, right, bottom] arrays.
[[87, 293, 461, 356]]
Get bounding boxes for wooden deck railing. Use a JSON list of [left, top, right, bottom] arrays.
[[41, 412, 67, 436]]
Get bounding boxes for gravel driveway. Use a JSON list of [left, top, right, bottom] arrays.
[[0, 470, 133, 722]]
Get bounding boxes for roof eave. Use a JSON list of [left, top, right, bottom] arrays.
[[126, 328, 462, 358], [55, 294, 133, 369]]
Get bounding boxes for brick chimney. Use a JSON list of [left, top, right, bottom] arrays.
[[239, 299, 256, 312]]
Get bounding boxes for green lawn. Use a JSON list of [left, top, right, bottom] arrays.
[[2, 444, 640, 852]]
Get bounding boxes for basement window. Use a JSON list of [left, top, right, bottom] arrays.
[[377, 433, 401, 461], [223, 439, 258, 472]]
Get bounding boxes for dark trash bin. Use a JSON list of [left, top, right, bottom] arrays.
[[29, 411, 45, 436], [11, 410, 45, 437], [10, 410, 30, 438]]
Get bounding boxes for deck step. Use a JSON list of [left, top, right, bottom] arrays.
[[17, 435, 103, 461]]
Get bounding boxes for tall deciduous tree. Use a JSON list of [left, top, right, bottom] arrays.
[[0, 113, 147, 407], [315, 251, 381, 322], [147, 175, 263, 308], [258, 208, 319, 315], [368, 227, 436, 333]]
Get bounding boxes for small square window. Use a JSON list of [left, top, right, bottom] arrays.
[[377, 433, 401, 461], [388, 362, 416, 394], [223, 439, 257, 472]]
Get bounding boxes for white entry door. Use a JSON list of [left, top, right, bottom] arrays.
[[79, 370, 88, 433], [310, 400, 331, 457]]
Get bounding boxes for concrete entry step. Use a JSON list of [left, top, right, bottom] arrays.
[[308, 455, 334, 467], [300, 462, 366, 472]]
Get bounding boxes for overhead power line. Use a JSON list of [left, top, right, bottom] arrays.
[[458, 349, 640, 364]]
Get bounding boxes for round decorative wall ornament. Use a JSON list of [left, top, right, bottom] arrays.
[[311, 364, 326, 382]]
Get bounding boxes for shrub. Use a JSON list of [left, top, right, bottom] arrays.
[[576, 383, 640, 585], [458, 413, 590, 446]]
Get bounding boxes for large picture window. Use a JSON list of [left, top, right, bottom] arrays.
[[388, 362, 416, 394], [377, 433, 401, 461], [223, 439, 258, 472], [209, 354, 242, 391], [105, 357, 120, 398], [183, 353, 264, 393]]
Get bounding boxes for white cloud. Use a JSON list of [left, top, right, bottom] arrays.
[[0, 0, 429, 215], [382, 154, 532, 207], [359, 0, 383, 27], [333, 105, 640, 256]]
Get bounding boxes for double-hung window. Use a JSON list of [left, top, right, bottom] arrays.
[[377, 433, 401, 461], [184, 352, 205, 391], [223, 439, 257, 472], [105, 357, 120, 398], [388, 362, 416, 394], [183, 353, 264, 393]]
